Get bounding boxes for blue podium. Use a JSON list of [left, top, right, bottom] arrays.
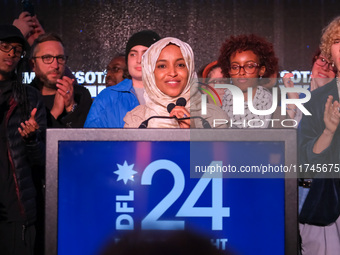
[[45, 129, 298, 255]]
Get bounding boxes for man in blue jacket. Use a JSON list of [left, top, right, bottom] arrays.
[[85, 30, 160, 128]]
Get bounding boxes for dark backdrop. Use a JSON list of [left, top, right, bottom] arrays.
[[1, 0, 340, 73]]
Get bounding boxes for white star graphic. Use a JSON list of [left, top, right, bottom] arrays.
[[114, 161, 137, 184]]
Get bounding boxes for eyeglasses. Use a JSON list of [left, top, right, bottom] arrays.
[[229, 63, 260, 75], [0, 41, 25, 57], [105, 66, 123, 74], [315, 57, 336, 72], [32, 54, 68, 64]]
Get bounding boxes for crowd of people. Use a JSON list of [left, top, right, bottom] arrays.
[[1, 10, 340, 255]]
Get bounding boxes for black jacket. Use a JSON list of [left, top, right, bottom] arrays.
[[298, 79, 340, 226], [30, 77, 92, 128], [6, 82, 46, 225]]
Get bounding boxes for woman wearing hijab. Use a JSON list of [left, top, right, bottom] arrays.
[[124, 37, 228, 128]]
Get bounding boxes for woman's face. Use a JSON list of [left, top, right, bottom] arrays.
[[311, 54, 336, 87], [154, 44, 189, 97], [229, 50, 265, 93]]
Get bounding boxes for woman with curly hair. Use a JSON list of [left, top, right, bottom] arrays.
[[218, 34, 283, 128]]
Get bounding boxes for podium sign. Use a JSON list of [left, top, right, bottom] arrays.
[[45, 129, 297, 255]]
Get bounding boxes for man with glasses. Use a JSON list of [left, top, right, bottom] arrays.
[[30, 33, 92, 128], [0, 24, 46, 255], [105, 54, 126, 87]]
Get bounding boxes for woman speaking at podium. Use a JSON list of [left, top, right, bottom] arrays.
[[123, 37, 228, 128]]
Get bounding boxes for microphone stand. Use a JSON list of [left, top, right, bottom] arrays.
[[138, 116, 211, 128], [138, 116, 176, 128]]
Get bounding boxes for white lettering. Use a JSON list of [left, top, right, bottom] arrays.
[[22, 72, 35, 84], [291, 70, 301, 83], [248, 87, 278, 115], [247, 119, 264, 128], [201, 94, 207, 115], [116, 190, 134, 230], [213, 118, 298, 128], [281, 119, 298, 128], [213, 119, 229, 127], [85, 71, 96, 84], [116, 190, 134, 201], [116, 202, 134, 213], [95, 71, 104, 84], [203, 85, 311, 117], [280, 87, 311, 115], [214, 84, 244, 114], [300, 71, 310, 83], [116, 214, 134, 230], [75, 71, 85, 84]]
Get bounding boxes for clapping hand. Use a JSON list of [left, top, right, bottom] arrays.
[[56, 76, 75, 113], [323, 95, 340, 135], [18, 108, 39, 138]]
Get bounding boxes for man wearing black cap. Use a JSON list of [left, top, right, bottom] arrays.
[[0, 24, 46, 255], [85, 30, 160, 128]]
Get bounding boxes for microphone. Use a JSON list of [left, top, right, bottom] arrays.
[[139, 96, 211, 128], [167, 103, 176, 114], [169, 97, 211, 128], [176, 97, 186, 107], [167, 97, 187, 114], [140, 98, 188, 128]]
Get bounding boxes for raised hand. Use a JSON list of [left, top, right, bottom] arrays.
[[12, 12, 35, 39], [313, 95, 340, 154], [26, 16, 45, 46], [50, 91, 65, 119], [282, 73, 299, 99], [56, 76, 76, 112], [18, 108, 39, 138], [282, 73, 299, 118], [323, 95, 340, 135]]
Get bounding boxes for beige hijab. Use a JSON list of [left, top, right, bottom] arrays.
[[137, 37, 201, 128]]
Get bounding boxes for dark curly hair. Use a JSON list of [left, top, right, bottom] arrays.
[[218, 34, 278, 81]]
